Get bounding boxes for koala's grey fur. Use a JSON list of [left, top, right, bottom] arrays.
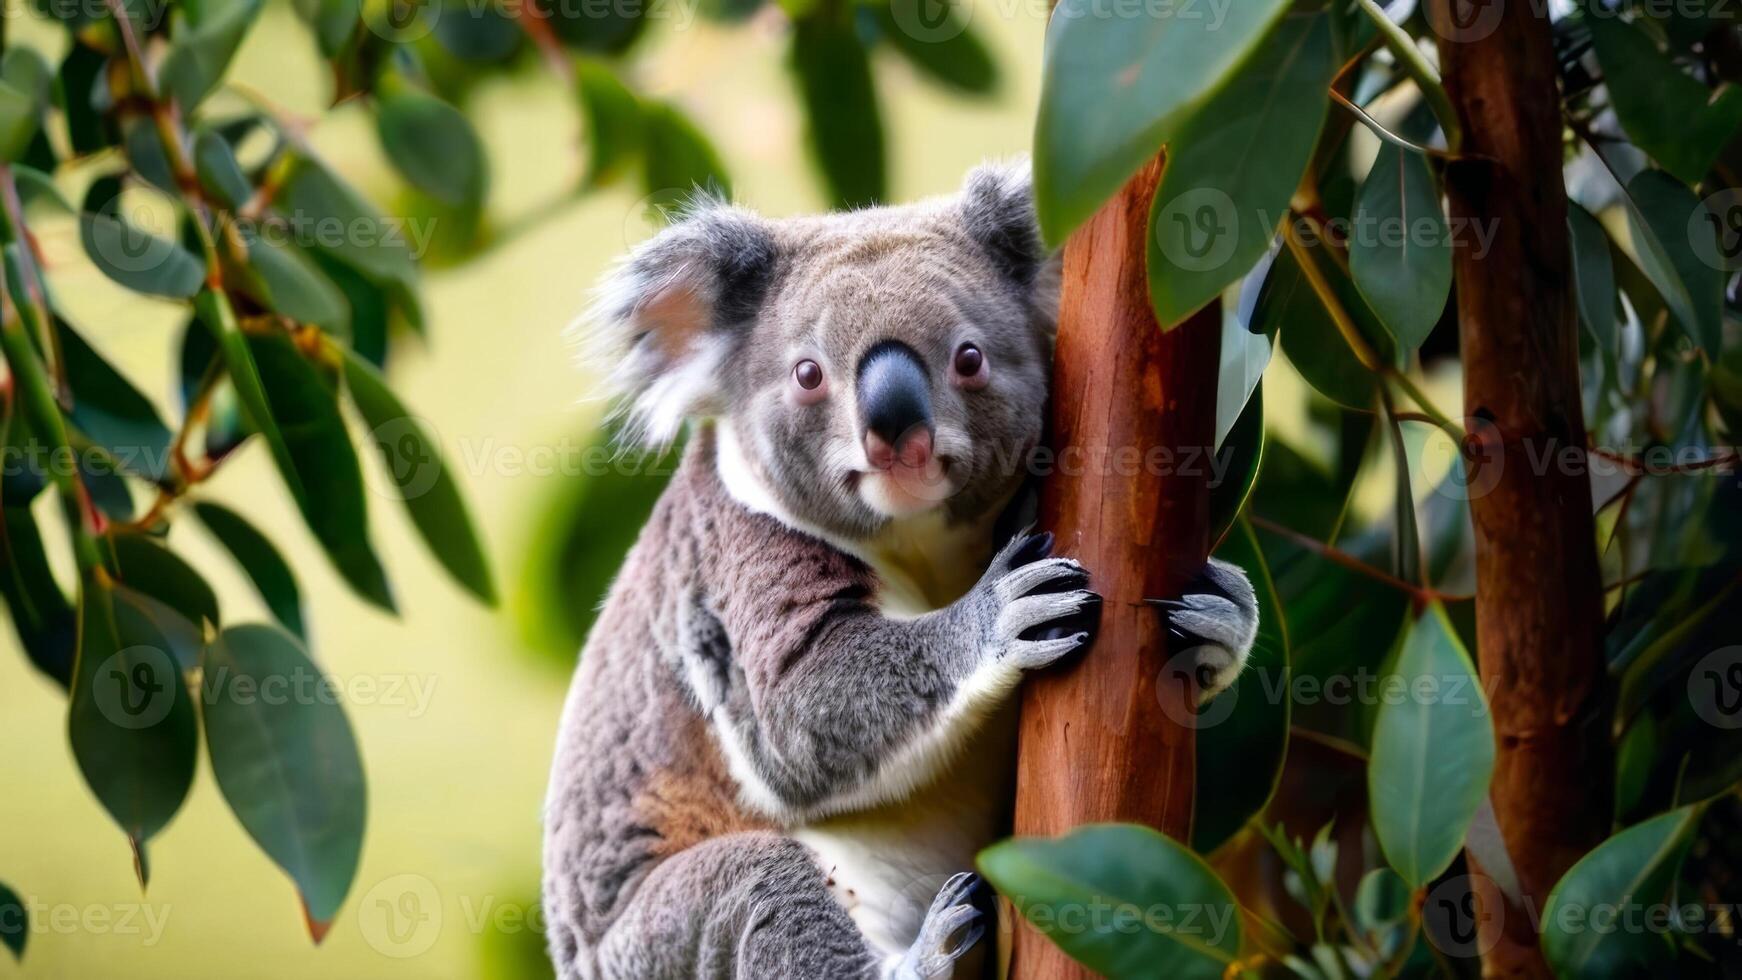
[[543, 162, 1260, 980]]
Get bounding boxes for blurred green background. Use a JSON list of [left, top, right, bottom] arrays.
[[0, 1, 1058, 977]]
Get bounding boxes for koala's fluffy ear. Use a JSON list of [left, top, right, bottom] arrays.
[[582, 202, 778, 447], [958, 160, 1055, 294]]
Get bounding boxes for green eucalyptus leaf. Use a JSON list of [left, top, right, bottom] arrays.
[[78, 180, 206, 299], [293, 0, 359, 57], [1567, 201, 1618, 355], [275, 155, 419, 294], [122, 116, 177, 193], [194, 129, 254, 209], [1193, 517, 1290, 854], [57, 43, 109, 155], [576, 58, 643, 188], [639, 101, 731, 201], [67, 573, 199, 861], [1589, 13, 1742, 187], [0, 882, 22, 960], [112, 585, 205, 672], [55, 318, 174, 482], [202, 624, 366, 937], [108, 533, 220, 630], [191, 501, 306, 639], [1260, 246, 1378, 410], [538, 0, 646, 53], [161, 0, 264, 112], [1624, 169, 1723, 354], [12, 165, 72, 216], [1349, 144, 1451, 353], [342, 350, 495, 604], [375, 83, 487, 208], [1033, 0, 1291, 244], [1541, 806, 1701, 979], [874, 0, 998, 95], [1207, 388, 1263, 552], [242, 231, 350, 335], [195, 290, 303, 505], [978, 824, 1241, 979], [0, 502, 76, 686], [1368, 604, 1496, 888], [1148, 13, 1334, 328], [790, 11, 886, 209], [247, 332, 395, 612]]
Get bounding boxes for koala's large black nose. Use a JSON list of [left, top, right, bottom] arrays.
[[857, 341, 934, 470]]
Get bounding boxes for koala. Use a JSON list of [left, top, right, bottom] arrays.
[[541, 162, 1261, 980]]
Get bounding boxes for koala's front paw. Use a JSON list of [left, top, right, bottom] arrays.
[[1150, 558, 1259, 704], [886, 872, 985, 980], [984, 531, 1101, 671]]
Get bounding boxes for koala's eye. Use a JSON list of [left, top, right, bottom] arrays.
[[953, 343, 988, 389], [793, 359, 824, 391]]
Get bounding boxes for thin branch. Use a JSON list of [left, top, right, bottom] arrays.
[[1353, 0, 1462, 150], [1248, 513, 1471, 606], [1587, 445, 1740, 475], [1330, 90, 1454, 160]]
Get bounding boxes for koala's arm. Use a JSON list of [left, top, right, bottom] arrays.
[[701, 530, 1097, 821]]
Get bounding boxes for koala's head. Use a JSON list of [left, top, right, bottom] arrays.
[[585, 162, 1057, 542]]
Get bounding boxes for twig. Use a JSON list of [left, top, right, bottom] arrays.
[[1248, 513, 1471, 606], [1330, 90, 1454, 160], [1353, 0, 1462, 151]]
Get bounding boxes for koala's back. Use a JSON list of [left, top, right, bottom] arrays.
[[541, 444, 774, 961]]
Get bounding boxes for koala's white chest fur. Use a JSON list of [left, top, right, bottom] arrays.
[[715, 420, 1018, 957]]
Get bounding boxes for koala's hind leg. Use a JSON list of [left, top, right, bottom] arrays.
[[582, 832, 981, 980]]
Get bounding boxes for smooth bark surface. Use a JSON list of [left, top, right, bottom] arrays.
[[1008, 154, 1223, 979], [1431, 2, 1611, 975]]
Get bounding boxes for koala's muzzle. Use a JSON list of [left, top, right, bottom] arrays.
[[857, 341, 934, 471]]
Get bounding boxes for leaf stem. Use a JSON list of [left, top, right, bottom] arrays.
[[1247, 513, 1470, 605], [1353, 0, 1462, 151], [1330, 90, 1453, 160]]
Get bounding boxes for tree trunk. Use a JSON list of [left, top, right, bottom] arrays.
[[1430, 3, 1611, 976], [1008, 154, 1223, 978]]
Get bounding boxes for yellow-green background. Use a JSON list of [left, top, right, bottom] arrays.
[[0, 2, 1052, 977]]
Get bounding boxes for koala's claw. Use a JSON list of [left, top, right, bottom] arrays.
[[1148, 558, 1259, 704], [889, 872, 986, 980]]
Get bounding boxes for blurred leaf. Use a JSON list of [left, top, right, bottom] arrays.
[[1350, 144, 1451, 353], [432, 0, 522, 61], [1541, 806, 1700, 979], [275, 154, 419, 294], [791, 11, 885, 209], [112, 585, 205, 672], [161, 0, 264, 112], [292, 0, 358, 57], [575, 58, 642, 188], [1033, 0, 1290, 244], [376, 81, 487, 209], [12, 165, 71, 217], [1147, 13, 1333, 328], [1589, 13, 1742, 187], [108, 533, 220, 630], [67, 573, 199, 861], [314, 253, 388, 366], [0, 882, 22, 960], [122, 115, 177, 192], [55, 318, 174, 482], [192, 501, 306, 639], [1624, 169, 1723, 354], [194, 128, 254, 209], [0, 74, 41, 163], [1194, 517, 1290, 854], [519, 434, 677, 659], [78, 178, 206, 298], [978, 824, 1240, 979], [242, 231, 350, 335], [1207, 388, 1263, 551], [1261, 246, 1377, 410], [639, 101, 730, 201], [342, 349, 495, 604], [539, 0, 646, 52], [248, 331, 394, 612], [874, 0, 997, 95], [1354, 866, 1409, 931], [202, 624, 366, 938], [1568, 201, 1618, 355], [57, 43, 109, 155], [0, 502, 75, 686], [1368, 604, 1495, 888]]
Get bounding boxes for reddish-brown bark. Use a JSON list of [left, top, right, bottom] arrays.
[[1430, 2, 1612, 975], [1008, 154, 1223, 979]]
